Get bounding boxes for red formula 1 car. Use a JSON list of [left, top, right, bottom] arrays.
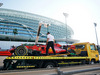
[[0, 43, 67, 56]]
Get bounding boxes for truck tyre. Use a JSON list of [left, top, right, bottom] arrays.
[[14, 45, 28, 56], [44, 62, 55, 69], [90, 60, 95, 64]]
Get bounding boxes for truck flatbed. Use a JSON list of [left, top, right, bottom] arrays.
[[5, 56, 91, 60]]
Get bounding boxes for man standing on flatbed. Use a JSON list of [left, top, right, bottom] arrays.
[[46, 32, 56, 55]]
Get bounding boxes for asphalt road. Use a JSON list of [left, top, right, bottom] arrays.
[[73, 70, 100, 75], [0, 56, 7, 66], [0, 64, 99, 75]]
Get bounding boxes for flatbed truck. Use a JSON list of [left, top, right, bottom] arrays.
[[3, 42, 99, 69]]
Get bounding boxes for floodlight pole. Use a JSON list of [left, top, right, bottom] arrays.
[[63, 13, 68, 43], [94, 23, 99, 45]]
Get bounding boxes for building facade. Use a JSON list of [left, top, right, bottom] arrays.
[[0, 8, 74, 43]]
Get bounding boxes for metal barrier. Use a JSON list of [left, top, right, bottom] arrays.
[[52, 67, 100, 75]]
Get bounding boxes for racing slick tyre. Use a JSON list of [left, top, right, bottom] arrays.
[[14, 45, 28, 56]]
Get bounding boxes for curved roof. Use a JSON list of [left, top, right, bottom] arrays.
[[0, 8, 74, 41]]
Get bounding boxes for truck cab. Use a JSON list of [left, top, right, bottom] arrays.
[[73, 42, 99, 63]]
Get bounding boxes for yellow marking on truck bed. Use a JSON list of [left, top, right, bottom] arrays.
[[58, 61, 82, 64], [33, 56, 90, 59], [6, 56, 91, 60], [17, 66, 35, 68], [6, 56, 34, 59]]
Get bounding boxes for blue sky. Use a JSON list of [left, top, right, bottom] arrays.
[[0, 0, 100, 44]]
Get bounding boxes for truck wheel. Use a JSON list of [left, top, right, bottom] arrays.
[[14, 45, 28, 56], [89, 60, 95, 64], [90, 60, 95, 64], [44, 62, 55, 69]]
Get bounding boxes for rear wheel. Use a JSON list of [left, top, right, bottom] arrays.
[[44, 62, 55, 69], [14, 45, 28, 56]]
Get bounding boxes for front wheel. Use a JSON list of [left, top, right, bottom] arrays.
[[89, 60, 95, 64], [90, 60, 95, 64]]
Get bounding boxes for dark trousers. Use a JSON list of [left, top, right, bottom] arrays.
[[46, 41, 56, 55]]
